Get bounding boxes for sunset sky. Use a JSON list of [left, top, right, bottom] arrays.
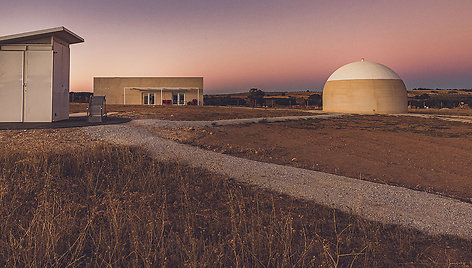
[[1, 0, 471, 93]]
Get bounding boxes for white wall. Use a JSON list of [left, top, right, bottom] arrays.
[[52, 41, 70, 121]]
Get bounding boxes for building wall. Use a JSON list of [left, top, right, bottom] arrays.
[[323, 79, 408, 114], [52, 39, 70, 121], [94, 77, 204, 105]]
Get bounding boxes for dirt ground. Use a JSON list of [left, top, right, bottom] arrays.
[[71, 102, 472, 119], [409, 107, 472, 116], [150, 115, 472, 201], [70, 103, 311, 120]]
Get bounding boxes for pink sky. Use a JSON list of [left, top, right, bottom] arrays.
[[1, 0, 471, 93]]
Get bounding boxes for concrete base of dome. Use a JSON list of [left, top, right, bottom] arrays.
[[323, 79, 408, 114]]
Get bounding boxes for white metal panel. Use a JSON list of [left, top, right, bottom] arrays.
[[0, 45, 26, 51], [52, 41, 69, 121], [0, 51, 24, 122], [24, 50, 53, 122], [27, 45, 52, 51]]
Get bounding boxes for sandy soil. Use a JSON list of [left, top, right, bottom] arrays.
[[70, 103, 311, 120], [153, 115, 472, 201]]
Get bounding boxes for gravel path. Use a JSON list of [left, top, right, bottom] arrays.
[[398, 113, 472, 124], [83, 122, 472, 240]]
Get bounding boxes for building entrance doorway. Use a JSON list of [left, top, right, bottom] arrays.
[[143, 93, 155, 105], [172, 93, 185, 105]]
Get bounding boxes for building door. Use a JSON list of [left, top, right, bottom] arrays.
[[149, 93, 155, 105], [24, 51, 53, 122], [142, 93, 155, 105], [172, 93, 178, 104], [0, 51, 24, 122], [172, 92, 185, 105]]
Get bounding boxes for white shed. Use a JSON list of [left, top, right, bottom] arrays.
[[0, 27, 84, 122]]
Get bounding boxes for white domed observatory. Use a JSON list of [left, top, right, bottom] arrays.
[[323, 60, 408, 114]]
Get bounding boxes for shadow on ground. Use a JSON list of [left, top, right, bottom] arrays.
[[0, 117, 131, 130]]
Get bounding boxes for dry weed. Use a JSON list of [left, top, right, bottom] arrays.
[[0, 144, 470, 266]]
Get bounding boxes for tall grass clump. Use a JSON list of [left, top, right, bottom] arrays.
[[0, 144, 470, 267]]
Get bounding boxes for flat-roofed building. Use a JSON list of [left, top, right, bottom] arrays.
[[94, 77, 203, 105]]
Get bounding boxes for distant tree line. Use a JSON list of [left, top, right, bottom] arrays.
[[204, 95, 247, 106], [408, 93, 472, 108], [70, 92, 93, 103], [411, 88, 472, 92], [203, 88, 322, 108]]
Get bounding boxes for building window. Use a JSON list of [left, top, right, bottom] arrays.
[[179, 93, 185, 105]]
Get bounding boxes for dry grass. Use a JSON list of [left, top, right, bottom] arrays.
[[0, 142, 471, 267]]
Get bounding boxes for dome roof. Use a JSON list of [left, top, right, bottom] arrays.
[[327, 60, 402, 81]]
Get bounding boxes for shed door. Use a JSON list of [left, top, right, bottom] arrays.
[[0, 51, 24, 122], [24, 51, 53, 122]]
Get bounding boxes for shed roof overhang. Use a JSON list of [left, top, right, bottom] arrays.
[[0, 27, 84, 45]]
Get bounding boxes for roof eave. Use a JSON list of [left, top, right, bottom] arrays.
[[0, 27, 84, 45]]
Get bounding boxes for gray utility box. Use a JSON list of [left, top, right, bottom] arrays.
[[87, 96, 107, 122]]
